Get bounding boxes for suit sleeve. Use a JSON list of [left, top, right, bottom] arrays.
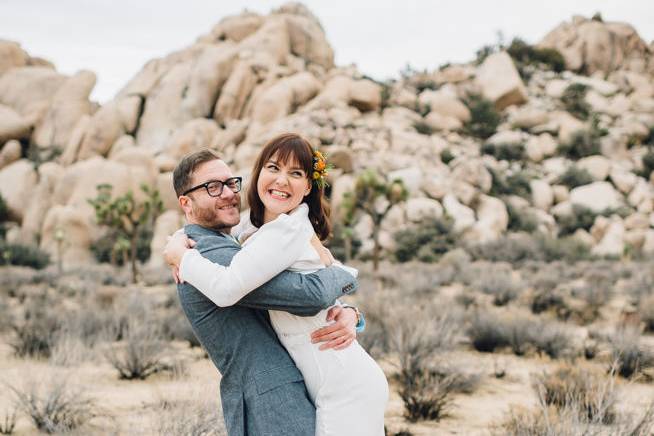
[[185, 235, 358, 317], [178, 211, 314, 307]]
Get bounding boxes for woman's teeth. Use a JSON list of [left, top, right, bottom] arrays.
[[270, 190, 289, 198]]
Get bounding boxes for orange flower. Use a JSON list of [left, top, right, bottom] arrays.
[[315, 160, 326, 171]]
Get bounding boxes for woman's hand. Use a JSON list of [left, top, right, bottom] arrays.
[[310, 306, 357, 350], [310, 234, 335, 266], [163, 232, 196, 269]]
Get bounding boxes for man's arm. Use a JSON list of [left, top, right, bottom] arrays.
[[193, 237, 357, 316]]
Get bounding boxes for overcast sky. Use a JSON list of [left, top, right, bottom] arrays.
[[1, 0, 652, 102]]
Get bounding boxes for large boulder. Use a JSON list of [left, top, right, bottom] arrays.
[[466, 195, 509, 242], [0, 104, 32, 143], [250, 72, 322, 124], [591, 219, 625, 257], [405, 198, 443, 223], [21, 162, 64, 244], [442, 194, 475, 233], [0, 67, 67, 116], [165, 118, 221, 161], [40, 205, 96, 267], [147, 210, 185, 268], [569, 181, 623, 213], [0, 159, 37, 221], [525, 133, 557, 162], [0, 40, 29, 74], [530, 179, 554, 211], [207, 12, 264, 43], [137, 45, 237, 152], [576, 155, 611, 181], [475, 52, 528, 110], [76, 96, 142, 160], [419, 89, 470, 122], [0, 139, 22, 170], [305, 75, 381, 113], [276, 3, 335, 69], [52, 156, 157, 215], [348, 79, 381, 112], [237, 17, 291, 67], [32, 70, 96, 149], [451, 159, 492, 193], [539, 15, 653, 75], [213, 61, 259, 124]]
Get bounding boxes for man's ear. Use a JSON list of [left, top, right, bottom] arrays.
[[179, 196, 192, 216]]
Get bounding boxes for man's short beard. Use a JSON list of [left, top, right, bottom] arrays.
[[191, 203, 237, 232]]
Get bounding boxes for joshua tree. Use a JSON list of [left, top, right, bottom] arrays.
[[341, 170, 407, 271], [88, 184, 163, 283]]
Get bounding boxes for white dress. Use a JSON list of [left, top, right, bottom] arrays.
[[179, 204, 388, 436]]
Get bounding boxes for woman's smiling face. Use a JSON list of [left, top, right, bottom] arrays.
[[257, 152, 311, 223]]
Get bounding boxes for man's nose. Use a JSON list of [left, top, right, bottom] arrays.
[[220, 185, 236, 199]]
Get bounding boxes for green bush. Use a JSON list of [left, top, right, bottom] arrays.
[[0, 242, 50, 269], [481, 143, 525, 161], [558, 130, 601, 160], [468, 233, 591, 264], [557, 166, 595, 189], [506, 38, 565, 74], [440, 148, 455, 165], [463, 93, 501, 139], [557, 205, 599, 237], [506, 203, 538, 232], [0, 194, 8, 240], [640, 148, 654, 178], [394, 217, 457, 263], [504, 38, 567, 81], [413, 120, 434, 136], [489, 169, 532, 199], [91, 227, 153, 266], [561, 83, 591, 120]]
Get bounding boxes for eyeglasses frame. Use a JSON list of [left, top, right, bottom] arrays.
[[182, 176, 243, 197]]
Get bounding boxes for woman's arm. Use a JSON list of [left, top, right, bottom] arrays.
[[178, 206, 314, 307]]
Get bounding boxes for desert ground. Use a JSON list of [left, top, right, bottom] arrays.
[[2, 252, 654, 435]]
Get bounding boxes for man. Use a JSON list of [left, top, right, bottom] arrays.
[[166, 150, 361, 436]]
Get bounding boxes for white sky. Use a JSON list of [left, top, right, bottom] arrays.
[[1, 0, 652, 102]]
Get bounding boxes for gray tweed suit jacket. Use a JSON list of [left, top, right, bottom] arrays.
[[177, 224, 358, 436]]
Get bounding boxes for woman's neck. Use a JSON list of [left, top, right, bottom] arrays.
[[263, 210, 280, 224]]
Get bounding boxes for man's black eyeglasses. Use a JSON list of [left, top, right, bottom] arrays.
[[182, 177, 242, 197]]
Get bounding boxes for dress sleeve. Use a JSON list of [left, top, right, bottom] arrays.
[[178, 204, 314, 307]]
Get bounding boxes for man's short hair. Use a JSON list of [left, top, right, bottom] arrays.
[[173, 149, 221, 197]]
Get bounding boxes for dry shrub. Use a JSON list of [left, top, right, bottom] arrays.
[[534, 364, 617, 424], [0, 408, 16, 435], [608, 327, 654, 379], [105, 319, 168, 380], [468, 310, 576, 358], [390, 308, 464, 421], [468, 310, 510, 353], [9, 298, 61, 358], [498, 392, 654, 436], [497, 405, 589, 436], [639, 295, 654, 333], [153, 397, 225, 435], [397, 369, 458, 422], [8, 378, 100, 433]]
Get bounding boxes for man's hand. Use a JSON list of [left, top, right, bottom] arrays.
[[310, 306, 357, 350], [163, 232, 196, 283]]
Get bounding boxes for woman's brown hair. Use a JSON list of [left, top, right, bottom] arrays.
[[248, 133, 331, 240]]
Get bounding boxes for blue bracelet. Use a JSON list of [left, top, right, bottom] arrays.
[[355, 312, 366, 333]]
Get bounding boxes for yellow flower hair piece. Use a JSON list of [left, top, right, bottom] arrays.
[[312, 150, 332, 189]]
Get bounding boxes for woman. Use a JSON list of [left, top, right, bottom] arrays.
[[164, 133, 388, 435]]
